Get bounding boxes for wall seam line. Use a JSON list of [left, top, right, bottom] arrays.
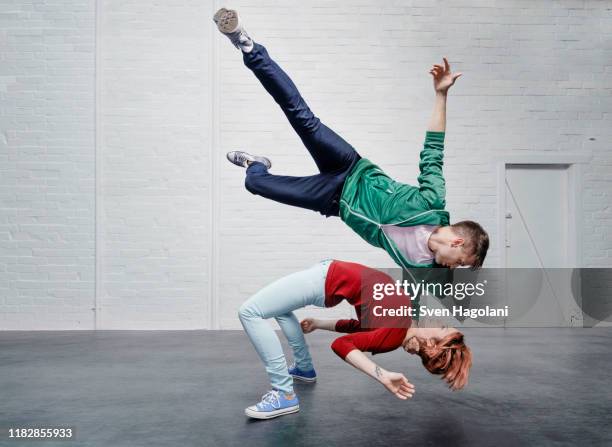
[[94, 0, 103, 330], [209, 0, 221, 330]]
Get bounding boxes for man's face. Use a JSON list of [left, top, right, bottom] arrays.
[[434, 240, 476, 269]]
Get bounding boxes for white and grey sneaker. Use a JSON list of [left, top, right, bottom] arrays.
[[213, 8, 254, 52], [227, 151, 272, 169]]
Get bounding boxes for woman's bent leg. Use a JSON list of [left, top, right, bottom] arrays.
[[275, 312, 314, 372], [238, 262, 329, 393], [242, 43, 360, 174]]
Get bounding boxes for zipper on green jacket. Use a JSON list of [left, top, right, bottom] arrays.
[[339, 200, 382, 228], [340, 199, 438, 272], [340, 200, 440, 227], [381, 209, 440, 227]]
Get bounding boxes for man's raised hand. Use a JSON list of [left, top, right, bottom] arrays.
[[429, 57, 462, 94]]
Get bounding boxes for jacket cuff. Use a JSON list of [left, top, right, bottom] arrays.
[[425, 131, 445, 143], [331, 337, 354, 359]]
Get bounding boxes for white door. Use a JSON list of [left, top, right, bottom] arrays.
[[504, 164, 580, 326]]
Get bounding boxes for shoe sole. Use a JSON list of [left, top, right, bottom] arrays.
[[226, 151, 272, 170], [291, 374, 317, 383], [226, 151, 247, 168], [213, 8, 239, 34], [245, 405, 300, 420]]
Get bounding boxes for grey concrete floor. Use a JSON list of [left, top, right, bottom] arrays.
[[1, 329, 611, 447]]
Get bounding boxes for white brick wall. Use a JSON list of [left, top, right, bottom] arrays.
[[98, 0, 212, 329], [1, 1, 611, 329], [0, 0, 96, 329]]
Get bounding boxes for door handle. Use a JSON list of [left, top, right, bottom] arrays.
[[505, 212, 512, 247]]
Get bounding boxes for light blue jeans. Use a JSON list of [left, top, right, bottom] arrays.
[[238, 260, 332, 394]]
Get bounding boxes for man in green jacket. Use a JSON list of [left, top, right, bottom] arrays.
[[216, 8, 489, 270]]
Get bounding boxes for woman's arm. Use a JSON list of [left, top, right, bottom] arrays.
[[345, 350, 415, 400], [329, 328, 416, 399], [427, 57, 462, 132], [302, 317, 369, 333], [301, 318, 337, 332], [302, 319, 415, 399]]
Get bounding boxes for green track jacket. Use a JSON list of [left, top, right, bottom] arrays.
[[339, 131, 450, 270]]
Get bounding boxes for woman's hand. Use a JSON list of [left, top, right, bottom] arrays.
[[378, 369, 415, 400], [429, 57, 462, 94], [344, 350, 415, 400], [300, 318, 318, 334]]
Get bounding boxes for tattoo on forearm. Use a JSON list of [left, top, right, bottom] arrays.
[[375, 365, 382, 378]]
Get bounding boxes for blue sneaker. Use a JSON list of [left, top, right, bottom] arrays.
[[244, 390, 300, 420], [288, 363, 317, 383]]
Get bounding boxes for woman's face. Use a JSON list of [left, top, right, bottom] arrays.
[[403, 319, 456, 353], [403, 336, 420, 354]]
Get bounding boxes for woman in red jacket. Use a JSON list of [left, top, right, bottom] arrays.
[[238, 259, 472, 420]]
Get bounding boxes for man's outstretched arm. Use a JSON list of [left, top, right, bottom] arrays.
[[429, 93, 447, 132], [416, 58, 462, 209]]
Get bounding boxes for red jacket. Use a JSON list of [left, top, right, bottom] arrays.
[[324, 260, 411, 359]]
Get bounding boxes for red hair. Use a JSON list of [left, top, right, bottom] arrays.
[[415, 331, 472, 391]]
